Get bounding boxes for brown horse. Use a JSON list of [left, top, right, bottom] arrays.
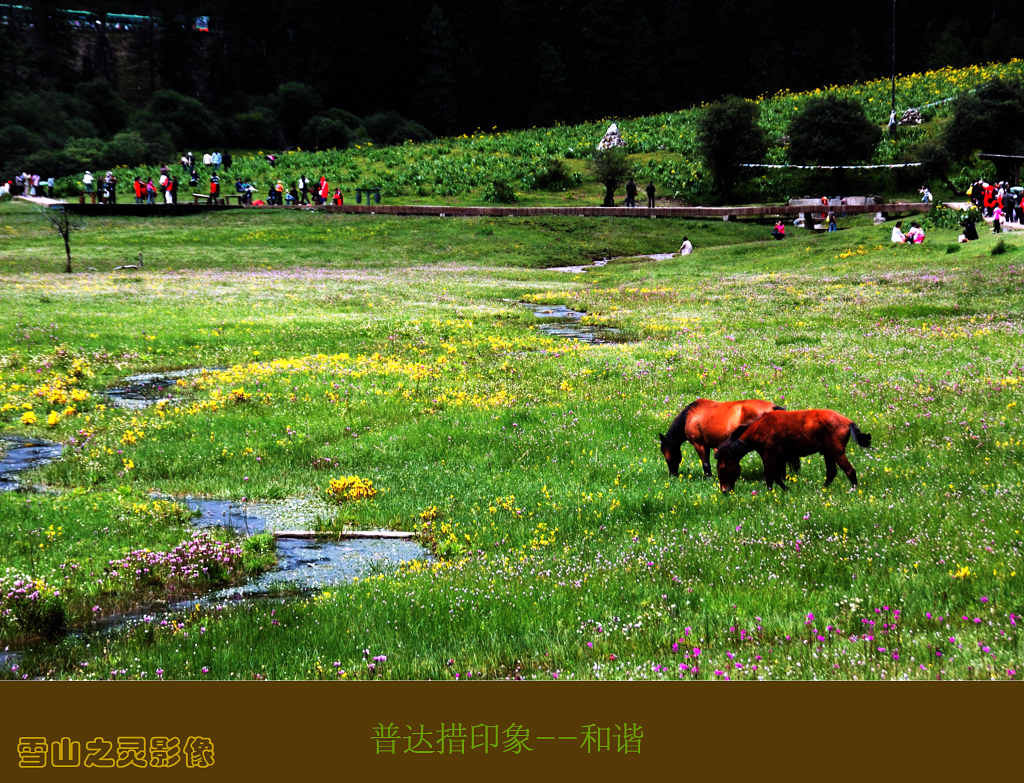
[[715, 408, 872, 493], [658, 398, 796, 478]]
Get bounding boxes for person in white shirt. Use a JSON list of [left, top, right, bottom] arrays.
[[890, 221, 906, 243], [678, 237, 694, 255]]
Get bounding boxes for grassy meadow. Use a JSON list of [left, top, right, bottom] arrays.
[[1, 198, 1022, 680]]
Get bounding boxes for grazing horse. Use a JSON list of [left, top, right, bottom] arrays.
[[715, 409, 872, 493], [658, 398, 795, 478]]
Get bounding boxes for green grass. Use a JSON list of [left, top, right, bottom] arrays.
[[0, 199, 1022, 680]]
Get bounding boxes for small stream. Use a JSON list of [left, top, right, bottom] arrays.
[[103, 368, 215, 410], [1, 375, 431, 659], [522, 302, 621, 343]]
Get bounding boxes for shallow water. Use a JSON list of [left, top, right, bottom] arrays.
[[181, 497, 430, 595], [548, 258, 609, 274], [104, 368, 214, 410], [215, 536, 428, 598], [0, 436, 64, 492], [521, 301, 621, 344]]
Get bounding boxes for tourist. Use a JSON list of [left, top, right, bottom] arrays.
[[646, 181, 656, 208], [772, 220, 786, 240], [906, 222, 925, 243], [827, 211, 837, 232], [210, 173, 221, 201], [169, 177, 178, 204], [982, 182, 996, 217], [102, 172, 117, 204], [625, 177, 638, 207], [678, 236, 693, 255], [133, 176, 143, 203], [992, 202, 1003, 233], [333, 188, 343, 206], [890, 221, 906, 243], [202, 152, 212, 167], [299, 175, 310, 204], [145, 177, 156, 204], [318, 175, 329, 204], [46, 176, 54, 198], [83, 170, 95, 203], [212, 151, 222, 170], [962, 214, 979, 241], [919, 185, 932, 203], [223, 151, 232, 172]]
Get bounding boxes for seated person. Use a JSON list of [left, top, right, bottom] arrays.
[[771, 220, 786, 239], [891, 221, 906, 243], [906, 223, 925, 243], [962, 216, 979, 241], [678, 236, 693, 255]]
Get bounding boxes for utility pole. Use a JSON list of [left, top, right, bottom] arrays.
[[890, 1, 896, 116]]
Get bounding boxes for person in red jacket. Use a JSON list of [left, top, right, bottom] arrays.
[[318, 175, 329, 204], [133, 177, 143, 203], [982, 182, 996, 217], [210, 174, 220, 202], [332, 188, 343, 205]]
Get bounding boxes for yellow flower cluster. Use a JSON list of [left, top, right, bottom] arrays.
[[326, 475, 378, 503]]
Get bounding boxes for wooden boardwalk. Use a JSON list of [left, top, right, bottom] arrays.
[[52, 198, 932, 220], [319, 202, 931, 220]]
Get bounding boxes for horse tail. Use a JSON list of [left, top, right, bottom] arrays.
[[850, 422, 872, 449]]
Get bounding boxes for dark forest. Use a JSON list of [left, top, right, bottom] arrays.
[[2, 1, 1022, 136]]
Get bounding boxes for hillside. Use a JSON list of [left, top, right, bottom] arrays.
[[71, 59, 1024, 207]]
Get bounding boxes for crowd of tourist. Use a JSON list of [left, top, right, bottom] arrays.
[[61, 152, 348, 208], [967, 179, 1022, 225], [4, 172, 56, 199]]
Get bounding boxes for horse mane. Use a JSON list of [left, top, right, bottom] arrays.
[[664, 399, 700, 446], [717, 430, 754, 460]]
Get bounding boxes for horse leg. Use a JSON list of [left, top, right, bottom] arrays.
[[788, 455, 801, 474], [762, 452, 786, 491], [693, 444, 711, 477], [836, 453, 858, 487], [824, 455, 838, 486]]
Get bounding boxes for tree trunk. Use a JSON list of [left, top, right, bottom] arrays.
[[63, 230, 72, 273]]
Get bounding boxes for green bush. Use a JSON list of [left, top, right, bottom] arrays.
[[532, 158, 578, 190], [364, 111, 433, 146], [787, 95, 881, 165], [104, 131, 147, 168], [697, 96, 768, 199], [482, 178, 517, 203]]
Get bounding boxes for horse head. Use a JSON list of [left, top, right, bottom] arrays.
[[714, 425, 753, 493], [658, 433, 682, 477]]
